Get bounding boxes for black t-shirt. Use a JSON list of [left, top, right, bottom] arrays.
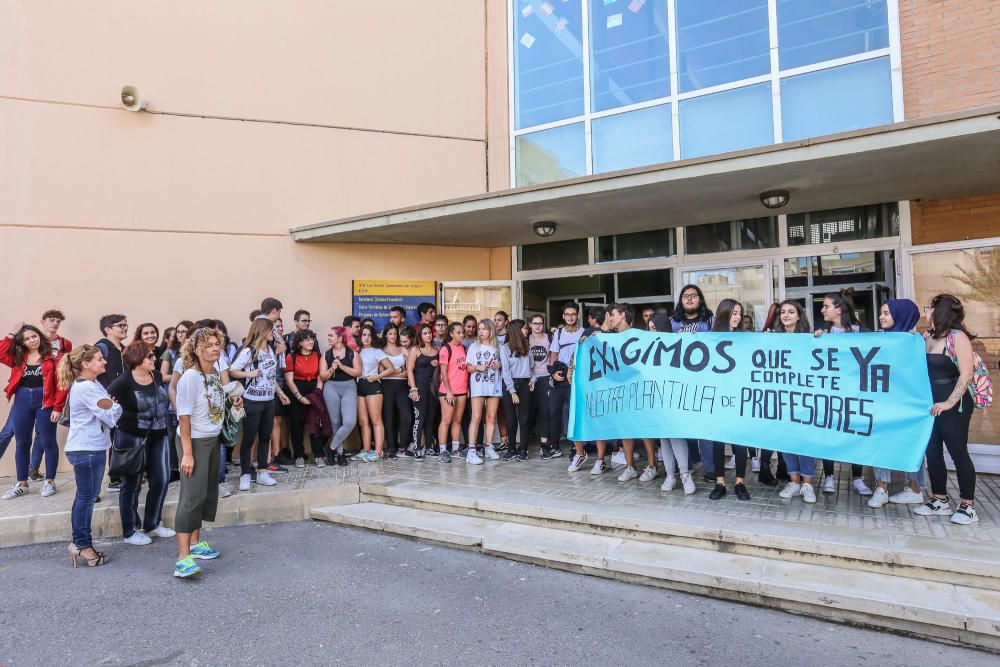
[[96, 338, 125, 388], [20, 364, 44, 389], [107, 371, 168, 437], [325, 348, 356, 382]]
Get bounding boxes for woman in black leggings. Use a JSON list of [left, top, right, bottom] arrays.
[[915, 294, 979, 525], [708, 299, 751, 501], [380, 324, 411, 459], [406, 324, 439, 460], [500, 319, 532, 462]]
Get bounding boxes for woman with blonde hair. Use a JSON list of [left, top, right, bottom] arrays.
[[465, 318, 502, 465], [173, 327, 240, 578], [59, 344, 121, 567]]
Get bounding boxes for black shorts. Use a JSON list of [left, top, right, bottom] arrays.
[[273, 392, 288, 417], [358, 378, 383, 397]]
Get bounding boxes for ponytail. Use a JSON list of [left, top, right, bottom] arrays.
[[58, 344, 101, 389]]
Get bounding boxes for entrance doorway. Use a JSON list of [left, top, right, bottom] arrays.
[[783, 250, 895, 330], [523, 270, 672, 330]]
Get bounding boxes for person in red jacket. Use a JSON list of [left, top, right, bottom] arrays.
[[1, 323, 68, 500]]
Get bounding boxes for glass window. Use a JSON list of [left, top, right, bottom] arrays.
[[781, 57, 893, 141], [513, 0, 585, 129], [784, 256, 811, 288], [589, 0, 669, 112], [679, 83, 773, 158], [441, 285, 512, 326], [786, 203, 898, 246], [685, 217, 778, 255], [592, 105, 673, 173], [515, 123, 586, 186], [812, 251, 880, 286], [597, 228, 676, 262], [518, 238, 589, 271], [777, 0, 889, 70], [617, 269, 672, 300], [682, 264, 767, 331], [676, 0, 770, 93], [912, 246, 1000, 445]]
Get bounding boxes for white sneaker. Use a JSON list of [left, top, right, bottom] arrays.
[[484, 445, 500, 461], [219, 484, 233, 498], [913, 497, 953, 516], [800, 483, 817, 504], [295, 457, 305, 469], [779, 481, 802, 499], [466, 449, 484, 465], [751, 456, 761, 473], [2, 484, 27, 500], [567, 453, 588, 472], [822, 476, 836, 493], [639, 466, 658, 483], [950, 504, 979, 525], [852, 478, 874, 496], [867, 487, 889, 508], [123, 532, 152, 546], [660, 476, 676, 492], [617, 466, 638, 482], [888, 488, 924, 504], [40, 480, 56, 498], [589, 459, 606, 476], [148, 524, 176, 538], [725, 455, 736, 470], [681, 472, 696, 495], [238, 474, 253, 492], [256, 470, 277, 486], [610, 450, 627, 467]]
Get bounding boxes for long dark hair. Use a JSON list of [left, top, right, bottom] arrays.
[[711, 299, 742, 333], [170, 320, 194, 354], [671, 284, 713, 323], [292, 328, 318, 354], [770, 300, 811, 333], [928, 294, 976, 340], [823, 288, 860, 332], [505, 319, 530, 357], [12, 325, 52, 366], [359, 324, 381, 349], [132, 322, 160, 346]]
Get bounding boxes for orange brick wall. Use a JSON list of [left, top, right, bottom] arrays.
[[900, 0, 1000, 119], [910, 194, 1000, 245]]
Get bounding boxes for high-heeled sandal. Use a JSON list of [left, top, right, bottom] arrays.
[[68, 543, 109, 568]]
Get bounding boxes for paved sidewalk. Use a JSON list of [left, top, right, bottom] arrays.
[[1, 449, 997, 546]]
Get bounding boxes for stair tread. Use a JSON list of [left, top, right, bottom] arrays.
[[314, 500, 1000, 632]]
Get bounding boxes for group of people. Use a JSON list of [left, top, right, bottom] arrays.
[[0, 287, 984, 577]]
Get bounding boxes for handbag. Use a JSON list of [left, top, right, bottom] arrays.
[[219, 398, 244, 446], [110, 430, 148, 477]]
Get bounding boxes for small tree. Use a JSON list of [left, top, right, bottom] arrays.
[[945, 247, 1000, 310]]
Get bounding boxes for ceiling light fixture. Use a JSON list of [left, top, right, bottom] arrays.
[[759, 189, 790, 209], [532, 221, 557, 238]]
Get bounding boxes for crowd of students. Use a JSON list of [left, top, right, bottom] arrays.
[[0, 288, 984, 577]]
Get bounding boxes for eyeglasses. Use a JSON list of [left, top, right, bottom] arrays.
[[530, 321, 544, 326], [562, 312, 577, 318], [680, 294, 699, 302], [299, 319, 312, 324], [113, 323, 128, 330]]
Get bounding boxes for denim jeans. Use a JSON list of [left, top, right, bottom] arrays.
[[68, 450, 106, 548], [0, 414, 13, 460], [782, 453, 816, 478], [874, 464, 926, 486], [697, 439, 715, 477], [10, 387, 58, 482], [117, 431, 170, 537]]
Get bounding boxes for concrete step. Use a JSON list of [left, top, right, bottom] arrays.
[[311, 501, 1000, 651], [357, 477, 1000, 592]]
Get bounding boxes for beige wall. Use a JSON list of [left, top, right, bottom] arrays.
[[0, 1, 516, 477]]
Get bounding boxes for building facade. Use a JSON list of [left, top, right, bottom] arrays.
[[2, 1, 1000, 475]]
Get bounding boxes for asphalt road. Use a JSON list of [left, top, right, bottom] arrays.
[[0, 521, 993, 666]]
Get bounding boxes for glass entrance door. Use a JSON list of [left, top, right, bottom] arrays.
[[681, 263, 770, 331], [783, 250, 896, 331]]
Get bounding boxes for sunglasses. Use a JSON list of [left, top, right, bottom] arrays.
[[145, 352, 157, 360]]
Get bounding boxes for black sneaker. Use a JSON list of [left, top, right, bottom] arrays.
[[757, 468, 778, 487], [274, 453, 294, 465], [515, 450, 528, 462], [27, 468, 43, 482], [549, 446, 563, 459], [708, 483, 727, 500], [414, 448, 424, 462], [386, 449, 398, 460], [734, 483, 751, 501], [501, 450, 517, 462], [403, 448, 415, 458], [495, 442, 509, 452], [336, 454, 349, 467], [540, 446, 553, 460], [107, 479, 121, 493], [702, 473, 715, 484]]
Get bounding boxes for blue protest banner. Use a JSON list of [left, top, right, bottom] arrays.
[[568, 331, 934, 472]]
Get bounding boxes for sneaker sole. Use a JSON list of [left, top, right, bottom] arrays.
[[191, 553, 220, 560], [174, 569, 202, 578]]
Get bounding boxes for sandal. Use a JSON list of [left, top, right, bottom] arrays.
[[68, 543, 109, 568]]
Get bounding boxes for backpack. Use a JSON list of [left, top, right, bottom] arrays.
[[945, 330, 993, 410], [232, 344, 259, 389]]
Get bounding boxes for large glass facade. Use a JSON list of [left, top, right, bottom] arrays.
[[511, 0, 898, 185]]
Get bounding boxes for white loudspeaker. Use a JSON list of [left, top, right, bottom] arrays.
[[120, 85, 147, 111]]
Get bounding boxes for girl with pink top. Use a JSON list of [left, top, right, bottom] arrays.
[[436, 322, 468, 463]]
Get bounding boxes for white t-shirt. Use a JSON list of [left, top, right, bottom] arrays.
[[467, 341, 502, 398], [359, 348, 387, 377], [176, 369, 226, 438], [552, 327, 584, 365], [229, 346, 277, 402], [382, 348, 407, 380], [65, 379, 122, 452]]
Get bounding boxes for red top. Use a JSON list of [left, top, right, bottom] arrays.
[[285, 351, 320, 381], [0, 336, 68, 410]]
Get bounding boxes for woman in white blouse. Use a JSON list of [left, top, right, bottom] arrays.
[[58, 344, 122, 568]]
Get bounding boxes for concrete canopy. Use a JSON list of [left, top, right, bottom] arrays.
[[291, 106, 1000, 247]]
